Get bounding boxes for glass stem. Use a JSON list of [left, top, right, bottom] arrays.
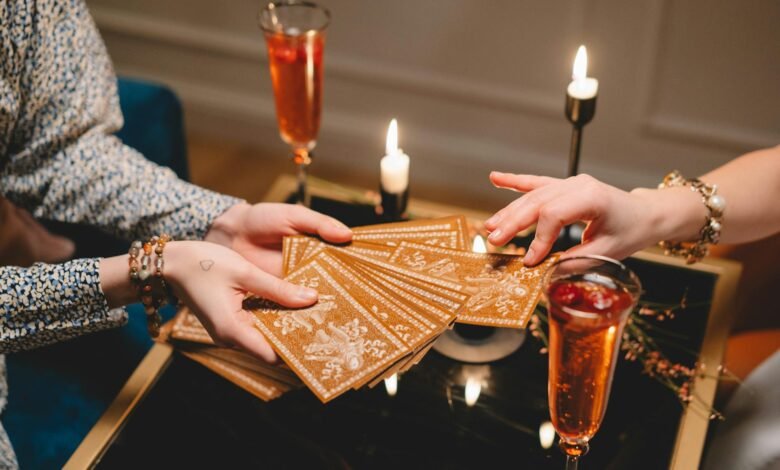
[[293, 149, 312, 207], [565, 455, 580, 470]]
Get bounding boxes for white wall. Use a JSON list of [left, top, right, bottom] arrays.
[[87, 0, 780, 205]]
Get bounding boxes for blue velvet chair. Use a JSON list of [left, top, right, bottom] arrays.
[[4, 78, 188, 469]]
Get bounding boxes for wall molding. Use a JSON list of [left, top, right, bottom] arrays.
[[636, 0, 779, 151], [91, 4, 662, 191], [91, 6, 562, 120]]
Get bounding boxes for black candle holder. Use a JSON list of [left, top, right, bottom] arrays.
[[379, 185, 409, 222], [432, 323, 526, 363], [563, 94, 597, 244], [564, 94, 597, 178]]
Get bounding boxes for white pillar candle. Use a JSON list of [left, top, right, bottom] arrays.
[[567, 45, 599, 100], [380, 119, 410, 194]]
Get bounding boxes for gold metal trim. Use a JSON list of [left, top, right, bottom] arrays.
[[63, 344, 173, 470], [68, 175, 740, 469], [633, 248, 741, 470]]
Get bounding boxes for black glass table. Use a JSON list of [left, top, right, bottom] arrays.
[[65, 175, 740, 469]]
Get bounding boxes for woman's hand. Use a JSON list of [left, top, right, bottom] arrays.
[[484, 172, 697, 265], [163, 240, 319, 362], [205, 203, 352, 276]]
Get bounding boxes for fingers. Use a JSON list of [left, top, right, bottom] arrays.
[[225, 311, 278, 363], [523, 205, 568, 265], [239, 263, 318, 308], [489, 172, 559, 192], [286, 205, 352, 243], [484, 174, 613, 264], [484, 173, 561, 233], [201, 305, 277, 363]]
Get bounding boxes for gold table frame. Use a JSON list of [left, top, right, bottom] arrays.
[[64, 175, 741, 470]]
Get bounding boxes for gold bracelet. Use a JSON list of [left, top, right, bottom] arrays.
[[657, 170, 725, 264], [128, 234, 171, 337]]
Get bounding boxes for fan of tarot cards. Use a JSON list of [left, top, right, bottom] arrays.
[[160, 216, 558, 403]]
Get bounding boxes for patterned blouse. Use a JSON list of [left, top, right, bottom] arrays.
[[0, 0, 242, 465]]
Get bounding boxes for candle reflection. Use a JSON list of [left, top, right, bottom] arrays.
[[472, 235, 487, 254], [464, 377, 482, 407], [539, 421, 556, 449], [460, 364, 490, 407], [384, 373, 398, 397]]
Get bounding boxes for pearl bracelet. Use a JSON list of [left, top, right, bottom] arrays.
[[657, 170, 725, 264], [128, 234, 171, 337]]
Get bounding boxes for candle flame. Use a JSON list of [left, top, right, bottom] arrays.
[[384, 373, 398, 397], [472, 235, 487, 254], [464, 377, 482, 407], [385, 118, 399, 156], [539, 421, 556, 449], [572, 45, 588, 81]]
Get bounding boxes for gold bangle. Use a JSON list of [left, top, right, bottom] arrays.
[[128, 234, 171, 337], [657, 170, 725, 264]]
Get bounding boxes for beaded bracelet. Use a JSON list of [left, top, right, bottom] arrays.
[[129, 234, 171, 337], [657, 170, 725, 264]]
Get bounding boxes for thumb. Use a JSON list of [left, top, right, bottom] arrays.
[[239, 264, 318, 308], [562, 237, 618, 260]]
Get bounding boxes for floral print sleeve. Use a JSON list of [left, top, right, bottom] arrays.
[[0, 259, 126, 354], [0, 0, 242, 354], [0, 0, 242, 241]]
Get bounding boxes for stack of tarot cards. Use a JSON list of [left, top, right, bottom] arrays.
[[160, 310, 304, 401], [164, 216, 557, 403]]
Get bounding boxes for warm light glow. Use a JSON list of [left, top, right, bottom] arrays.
[[472, 235, 487, 254], [380, 118, 409, 193], [464, 377, 482, 407], [606, 325, 617, 343], [539, 421, 556, 449], [385, 118, 399, 156], [573, 45, 588, 81], [384, 373, 398, 397]]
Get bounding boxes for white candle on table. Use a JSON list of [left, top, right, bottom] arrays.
[[567, 45, 599, 100], [380, 119, 410, 194]]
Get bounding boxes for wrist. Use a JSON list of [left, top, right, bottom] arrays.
[[161, 240, 193, 290], [630, 186, 707, 245], [99, 255, 138, 309], [204, 202, 250, 247]]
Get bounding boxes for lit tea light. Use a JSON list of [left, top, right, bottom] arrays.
[[464, 377, 482, 407], [567, 45, 599, 100], [384, 373, 398, 397], [539, 421, 556, 449], [380, 119, 410, 194], [472, 235, 487, 254]]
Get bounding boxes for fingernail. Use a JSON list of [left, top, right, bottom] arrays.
[[485, 214, 502, 226], [297, 287, 317, 303], [524, 247, 536, 265], [488, 228, 502, 242], [331, 219, 349, 230]]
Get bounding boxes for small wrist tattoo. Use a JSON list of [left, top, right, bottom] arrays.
[[199, 259, 215, 271]]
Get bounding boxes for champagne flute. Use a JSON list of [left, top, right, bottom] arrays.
[[259, 1, 330, 206], [543, 256, 641, 469]]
